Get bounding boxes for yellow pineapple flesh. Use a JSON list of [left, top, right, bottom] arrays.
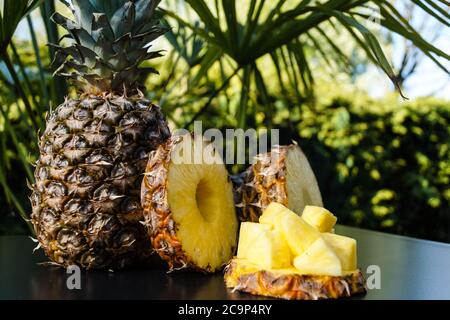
[[293, 237, 342, 276], [322, 233, 357, 271], [237, 222, 291, 269], [301, 205, 337, 232], [259, 203, 320, 256]]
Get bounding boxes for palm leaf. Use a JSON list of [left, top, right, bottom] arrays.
[[162, 0, 450, 126], [0, 0, 44, 51]]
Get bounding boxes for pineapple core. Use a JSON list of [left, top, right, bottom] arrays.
[[260, 203, 320, 256], [237, 222, 291, 269], [302, 206, 337, 233], [166, 139, 237, 271]]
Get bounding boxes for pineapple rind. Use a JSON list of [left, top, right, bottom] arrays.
[[235, 146, 289, 222], [224, 259, 366, 300], [141, 136, 196, 271]]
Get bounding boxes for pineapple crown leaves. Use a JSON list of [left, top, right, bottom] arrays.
[[51, 0, 169, 93]]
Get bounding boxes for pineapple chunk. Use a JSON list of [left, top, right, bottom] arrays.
[[237, 222, 291, 269], [293, 237, 342, 276], [301, 206, 337, 232], [260, 203, 320, 256], [322, 233, 357, 271], [258, 202, 288, 225]]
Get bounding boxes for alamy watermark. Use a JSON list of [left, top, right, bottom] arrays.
[[171, 121, 280, 165], [65, 264, 382, 291], [66, 265, 81, 290], [366, 264, 381, 290]]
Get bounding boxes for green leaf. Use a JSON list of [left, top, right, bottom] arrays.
[[410, 0, 450, 27], [71, 0, 96, 33], [88, 0, 125, 19], [237, 65, 252, 128], [161, 8, 221, 48], [290, 38, 314, 97], [185, 0, 227, 45], [134, 0, 161, 32], [327, 10, 406, 97], [92, 13, 115, 42], [314, 26, 351, 71], [0, 0, 44, 51], [377, 1, 450, 70], [190, 46, 222, 87], [253, 63, 273, 127], [110, 1, 135, 38], [222, 0, 239, 56], [241, 0, 266, 55]]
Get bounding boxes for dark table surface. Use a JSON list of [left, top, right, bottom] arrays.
[[1, 225, 450, 300]]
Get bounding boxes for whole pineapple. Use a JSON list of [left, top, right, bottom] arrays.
[[30, 0, 170, 269]]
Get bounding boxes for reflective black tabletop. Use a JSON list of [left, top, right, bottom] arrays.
[[1, 226, 450, 300]]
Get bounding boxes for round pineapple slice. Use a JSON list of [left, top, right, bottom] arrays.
[[141, 134, 238, 272], [236, 143, 323, 222]]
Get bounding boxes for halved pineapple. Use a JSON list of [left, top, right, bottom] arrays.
[[322, 233, 357, 271], [260, 203, 320, 256], [293, 237, 342, 276], [235, 144, 323, 222], [225, 258, 366, 300], [237, 222, 291, 269], [302, 205, 337, 232], [141, 134, 238, 272]]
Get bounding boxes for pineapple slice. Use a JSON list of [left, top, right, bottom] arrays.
[[237, 222, 291, 269], [322, 233, 357, 271], [141, 134, 238, 272], [293, 237, 342, 276], [260, 203, 320, 256], [301, 206, 337, 232]]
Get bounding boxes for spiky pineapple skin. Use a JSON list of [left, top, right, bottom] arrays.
[[235, 146, 290, 222], [31, 94, 170, 269], [224, 259, 366, 300]]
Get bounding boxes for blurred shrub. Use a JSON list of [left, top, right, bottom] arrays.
[[292, 98, 450, 243], [2, 89, 449, 243]]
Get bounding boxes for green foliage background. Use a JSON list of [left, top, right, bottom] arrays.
[[162, 89, 450, 243], [297, 99, 449, 242], [0, 0, 449, 243]]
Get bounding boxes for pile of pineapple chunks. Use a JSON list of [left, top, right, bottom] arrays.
[[237, 203, 357, 276]]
